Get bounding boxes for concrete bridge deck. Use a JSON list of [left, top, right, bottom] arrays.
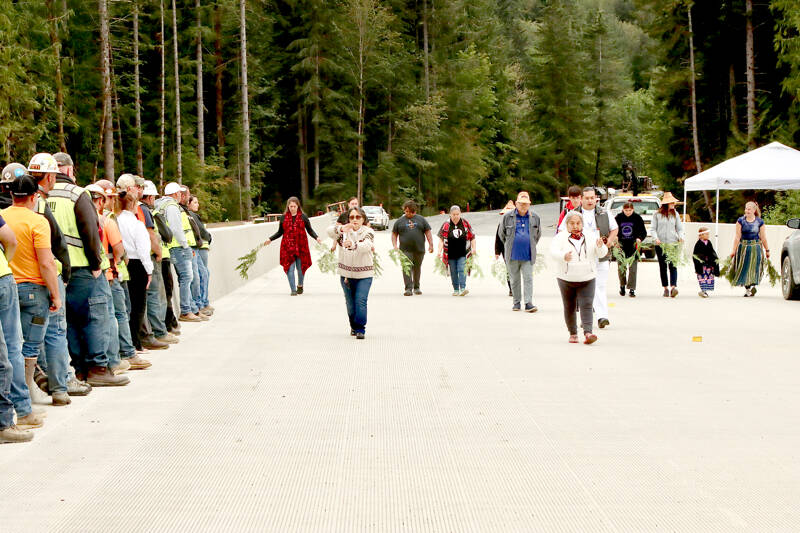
[[1, 228, 798, 532]]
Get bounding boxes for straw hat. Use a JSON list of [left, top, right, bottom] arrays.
[[499, 200, 515, 215], [660, 191, 681, 205]]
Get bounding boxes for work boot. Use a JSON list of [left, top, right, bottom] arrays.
[[169, 326, 182, 336], [156, 333, 179, 344], [126, 355, 152, 370], [0, 425, 34, 443], [24, 358, 50, 405], [34, 365, 49, 394], [199, 308, 213, 316], [179, 313, 202, 322], [141, 335, 168, 350], [111, 359, 131, 374], [67, 377, 92, 396], [52, 392, 71, 406], [200, 306, 214, 315], [86, 366, 130, 387], [15, 412, 45, 430], [203, 305, 215, 313], [196, 313, 210, 321]]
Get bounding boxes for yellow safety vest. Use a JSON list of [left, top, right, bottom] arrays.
[[105, 211, 129, 281], [35, 198, 63, 276], [47, 183, 93, 268], [182, 209, 196, 248], [153, 198, 184, 250], [0, 240, 12, 278]]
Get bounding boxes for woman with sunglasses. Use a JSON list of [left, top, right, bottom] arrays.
[[264, 197, 322, 295], [328, 207, 375, 339]]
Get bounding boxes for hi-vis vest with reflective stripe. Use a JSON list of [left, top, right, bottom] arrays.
[[48, 183, 91, 268], [181, 208, 196, 248], [153, 198, 184, 250], [35, 198, 63, 276], [0, 236, 12, 278]]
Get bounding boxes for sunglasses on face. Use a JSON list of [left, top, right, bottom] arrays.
[[349, 214, 363, 220]]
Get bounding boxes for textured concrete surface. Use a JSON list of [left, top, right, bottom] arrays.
[[1, 229, 797, 532]]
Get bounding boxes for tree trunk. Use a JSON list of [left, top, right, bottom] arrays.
[[422, 0, 430, 101], [134, 1, 144, 176], [745, 0, 756, 149], [159, 0, 166, 187], [688, 5, 714, 220], [47, 0, 66, 152], [387, 90, 393, 154], [196, 0, 205, 166], [112, 62, 124, 168], [215, 1, 225, 148], [729, 63, 739, 133], [298, 103, 309, 203], [99, 0, 114, 180], [240, 0, 251, 219], [313, 51, 320, 191], [172, 0, 183, 183]]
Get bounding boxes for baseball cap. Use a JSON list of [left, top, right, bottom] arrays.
[[164, 182, 182, 195], [85, 183, 107, 199], [53, 152, 74, 167], [116, 173, 138, 191], [27, 153, 59, 174], [10, 174, 39, 197], [1, 163, 27, 182], [95, 179, 118, 197], [143, 180, 158, 197]]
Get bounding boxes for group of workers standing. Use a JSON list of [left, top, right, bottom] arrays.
[[0, 152, 214, 444]]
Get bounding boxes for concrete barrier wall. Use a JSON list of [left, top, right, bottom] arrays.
[[205, 214, 335, 301], [683, 221, 794, 269]]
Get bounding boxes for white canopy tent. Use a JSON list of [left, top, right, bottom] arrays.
[[682, 141, 800, 245]]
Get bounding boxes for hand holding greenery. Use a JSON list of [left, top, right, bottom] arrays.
[[389, 249, 413, 276], [465, 253, 484, 278], [491, 258, 508, 286], [235, 242, 268, 280], [314, 241, 338, 275], [661, 242, 688, 267]]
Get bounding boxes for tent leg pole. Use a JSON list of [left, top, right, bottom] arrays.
[[715, 188, 720, 250], [682, 190, 687, 219]]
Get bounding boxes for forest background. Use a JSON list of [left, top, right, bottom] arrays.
[[2, 0, 800, 223]]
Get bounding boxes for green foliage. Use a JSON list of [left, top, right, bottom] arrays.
[[235, 241, 267, 279], [763, 191, 800, 224]]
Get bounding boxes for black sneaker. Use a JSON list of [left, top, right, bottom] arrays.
[[350, 329, 356, 336], [629, 290, 636, 298], [598, 318, 610, 329], [512, 303, 521, 311], [297, 286, 304, 295], [355, 332, 365, 339], [404, 290, 412, 296], [525, 303, 538, 313], [619, 286, 626, 296], [413, 289, 422, 295]]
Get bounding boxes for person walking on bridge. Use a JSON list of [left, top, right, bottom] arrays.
[[328, 207, 375, 339], [558, 187, 617, 328], [551, 211, 607, 344], [729, 201, 770, 297], [498, 192, 541, 312], [392, 200, 433, 296], [264, 197, 322, 296], [651, 193, 684, 298], [438, 205, 476, 296]]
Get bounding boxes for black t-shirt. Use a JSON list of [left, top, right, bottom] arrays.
[[392, 214, 430, 253], [446, 220, 468, 260]]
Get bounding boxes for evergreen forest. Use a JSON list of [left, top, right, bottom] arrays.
[[3, 0, 800, 222]]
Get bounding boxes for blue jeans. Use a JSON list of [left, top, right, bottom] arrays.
[[147, 260, 168, 337], [104, 280, 121, 368], [0, 276, 13, 429], [190, 250, 202, 312], [170, 247, 194, 315], [111, 279, 136, 359], [66, 269, 111, 373], [287, 257, 304, 292], [448, 256, 467, 291], [197, 248, 210, 308], [18, 282, 51, 361], [340, 276, 372, 334], [0, 275, 29, 417], [39, 276, 69, 394]]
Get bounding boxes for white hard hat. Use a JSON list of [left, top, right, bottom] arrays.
[[143, 180, 158, 197], [164, 182, 182, 196], [116, 173, 138, 191], [85, 183, 107, 199], [27, 153, 59, 174]]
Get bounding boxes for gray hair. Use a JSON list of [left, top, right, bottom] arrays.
[[449, 205, 461, 214], [564, 211, 583, 225]]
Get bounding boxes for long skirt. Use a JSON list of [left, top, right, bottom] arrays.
[[732, 240, 764, 287], [697, 266, 715, 292]]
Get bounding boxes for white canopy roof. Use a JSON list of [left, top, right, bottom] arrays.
[[684, 142, 800, 191]]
